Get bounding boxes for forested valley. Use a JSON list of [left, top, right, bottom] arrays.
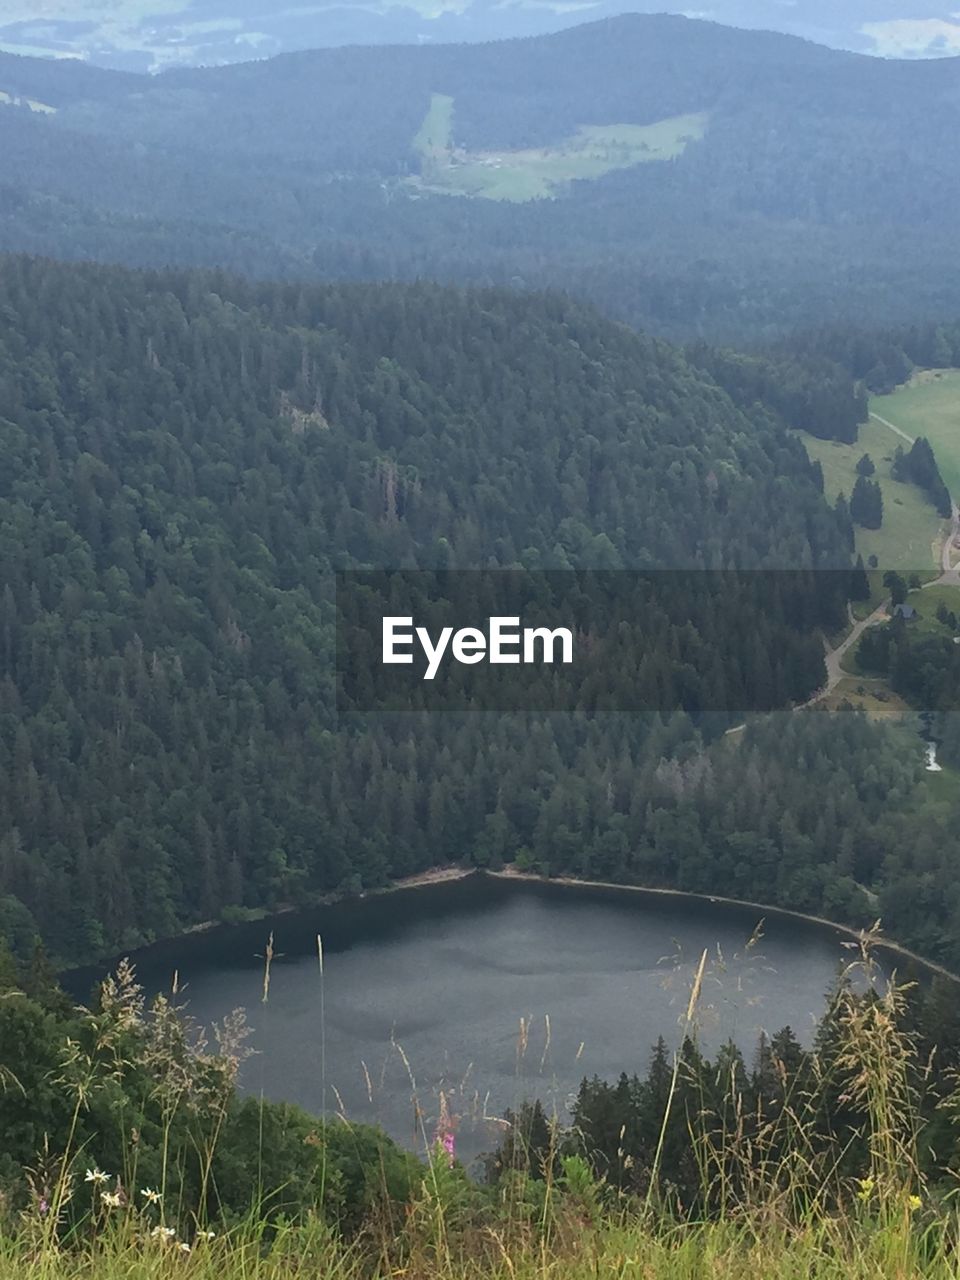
[[0, 255, 956, 973]]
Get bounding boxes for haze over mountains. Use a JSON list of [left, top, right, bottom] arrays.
[[2, 13, 960, 341], [2, 1, 960, 70]]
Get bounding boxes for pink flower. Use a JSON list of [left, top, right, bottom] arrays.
[[435, 1091, 457, 1166]]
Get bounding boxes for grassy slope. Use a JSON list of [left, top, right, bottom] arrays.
[[413, 91, 454, 157], [411, 97, 708, 201], [872, 370, 960, 502], [799, 419, 944, 571], [818, 675, 912, 720], [840, 581, 960, 682]]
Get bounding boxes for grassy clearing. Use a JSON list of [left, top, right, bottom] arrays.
[[0, 90, 57, 115], [799, 420, 945, 571], [840, 580, 960, 691], [819, 675, 912, 720], [410, 96, 707, 201], [413, 92, 454, 157], [872, 369, 960, 501], [904, 582, 960, 632]]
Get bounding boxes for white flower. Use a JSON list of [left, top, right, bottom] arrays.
[[85, 1168, 110, 1185], [150, 1225, 176, 1241], [140, 1187, 162, 1205], [198, 1230, 216, 1241], [179, 1242, 191, 1253], [101, 1191, 122, 1209]]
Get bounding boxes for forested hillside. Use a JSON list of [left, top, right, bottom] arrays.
[[0, 255, 863, 965], [2, 16, 960, 340], [2, 256, 959, 971]]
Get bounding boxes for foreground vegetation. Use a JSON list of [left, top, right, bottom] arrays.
[[4, 934, 960, 1279], [4, 1215, 960, 1279]]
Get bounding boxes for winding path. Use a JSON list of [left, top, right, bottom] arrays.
[[929, 502, 960, 583], [725, 409, 960, 734], [817, 602, 888, 698]]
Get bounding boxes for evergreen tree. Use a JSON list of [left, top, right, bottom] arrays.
[[850, 475, 883, 529]]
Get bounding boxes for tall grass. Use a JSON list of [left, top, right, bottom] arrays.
[[3, 930, 960, 1278], [2, 1208, 960, 1279]]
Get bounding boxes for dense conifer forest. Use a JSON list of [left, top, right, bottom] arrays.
[[0, 255, 957, 973]]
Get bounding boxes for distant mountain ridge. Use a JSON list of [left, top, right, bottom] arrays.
[[0, 1, 958, 71], [1, 14, 959, 340]]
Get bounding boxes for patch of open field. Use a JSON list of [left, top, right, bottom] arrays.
[[413, 91, 453, 157], [0, 90, 56, 114], [799, 418, 945, 572], [819, 675, 912, 720], [841, 580, 960, 678], [906, 582, 960, 633], [410, 94, 708, 201], [871, 368, 960, 502]]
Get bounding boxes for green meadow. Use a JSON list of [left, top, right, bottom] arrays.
[[411, 93, 707, 201], [799, 417, 946, 571], [412, 91, 454, 157], [871, 369, 960, 502]]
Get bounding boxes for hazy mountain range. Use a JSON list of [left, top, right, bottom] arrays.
[[3, 12, 959, 342], [2, 1, 959, 71]]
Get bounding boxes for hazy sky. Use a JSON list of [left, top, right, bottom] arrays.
[[1, 0, 958, 69]]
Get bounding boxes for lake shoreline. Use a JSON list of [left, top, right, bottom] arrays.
[[63, 863, 959, 989], [60, 866, 477, 978], [487, 868, 960, 984]]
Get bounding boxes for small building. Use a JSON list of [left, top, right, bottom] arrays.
[[892, 603, 917, 620]]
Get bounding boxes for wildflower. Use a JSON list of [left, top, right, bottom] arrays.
[[141, 1187, 162, 1205], [179, 1242, 191, 1253], [102, 1191, 122, 1209], [856, 1177, 875, 1203], [198, 1230, 216, 1241], [909, 1195, 922, 1213], [435, 1091, 457, 1166], [151, 1225, 176, 1241], [84, 1168, 110, 1185], [38, 1199, 49, 1217]]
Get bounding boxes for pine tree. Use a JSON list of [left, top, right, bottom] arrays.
[[850, 475, 883, 529]]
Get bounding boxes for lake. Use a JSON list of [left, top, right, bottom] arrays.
[[66, 873, 864, 1167]]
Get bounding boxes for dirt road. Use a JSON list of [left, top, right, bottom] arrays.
[[868, 409, 914, 445], [817, 602, 888, 698]]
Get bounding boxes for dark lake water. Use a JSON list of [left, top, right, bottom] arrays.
[[66, 875, 865, 1167]]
